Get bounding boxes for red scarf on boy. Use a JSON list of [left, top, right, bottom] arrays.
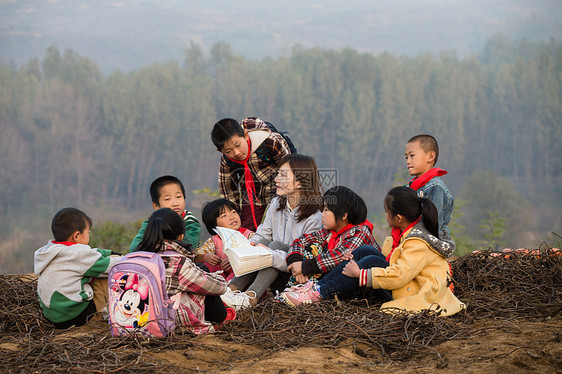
[[227, 138, 260, 229], [408, 167, 447, 191]]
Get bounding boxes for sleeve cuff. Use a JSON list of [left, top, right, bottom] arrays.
[[302, 259, 320, 275], [286, 253, 303, 266], [359, 269, 373, 288]]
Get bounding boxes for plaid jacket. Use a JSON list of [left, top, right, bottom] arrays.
[[159, 241, 227, 334], [218, 117, 291, 210], [286, 222, 378, 275]]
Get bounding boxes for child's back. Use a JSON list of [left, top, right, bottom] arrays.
[[35, 241, 118, 324], [35, 207, 120, 328], [136, 208, 229, 334]]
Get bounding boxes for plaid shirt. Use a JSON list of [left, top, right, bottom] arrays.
[[218, 117, 291, 210], [287, 223, 378, 274], [159, 241, 227, 334]]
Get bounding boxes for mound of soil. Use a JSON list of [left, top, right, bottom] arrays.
[[1, 248, 560, 373]]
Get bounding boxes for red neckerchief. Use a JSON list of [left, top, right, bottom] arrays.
[[408, 167, 447, 191], [181, 211, 186, 218], [387, 217, 421, 261], [327, 223, 354, 250], [52, 241, 78, 246], [228, 138, 259, 229], [390, 168, 447, 253]]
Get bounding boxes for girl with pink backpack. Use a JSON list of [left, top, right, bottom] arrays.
[[134, 208, 229, 334]]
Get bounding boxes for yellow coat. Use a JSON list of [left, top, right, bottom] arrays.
[[369, 226, 465, 316]]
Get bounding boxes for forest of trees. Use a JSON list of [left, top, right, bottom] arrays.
[[1, 35, 560, 273]]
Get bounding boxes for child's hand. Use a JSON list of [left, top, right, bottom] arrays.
[[254, 243, 269, 249], [342, 260, 361, 278], [204, 253, 222, 266], [295, 274, 309, 284], [342, 251, 354, 261], [287, 261, 303, 276], [220, 257, 232, 271]]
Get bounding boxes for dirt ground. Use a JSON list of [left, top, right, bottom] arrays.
[[2, 249, 561, 373], [146, 319, 562, 373], [22, 314, 555, 373]]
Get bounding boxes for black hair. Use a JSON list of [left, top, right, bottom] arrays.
[[136, 208, 185, 252], [51, 207, 92, 242], [322, 186, 367, 225], [201, 198, 240, 235], [384, 186, 439, 237], [149, 175, 186, 206], [211, 118, 245, 151], [407, 134, 439, 165]]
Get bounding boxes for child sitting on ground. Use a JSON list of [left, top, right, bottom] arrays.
[[281, 186, 466, 317], [136, 208, 229, 334], [194, 198, 254, 281], [34, 207, 121, 329], [285, 185, 379, 287], [129, 175, 201, 252]]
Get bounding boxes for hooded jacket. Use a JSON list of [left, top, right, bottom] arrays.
[[34, 241, 121, 323], [362, 222, 465, 316]]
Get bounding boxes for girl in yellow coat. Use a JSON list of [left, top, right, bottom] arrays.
[[282, 186, 465, 317]]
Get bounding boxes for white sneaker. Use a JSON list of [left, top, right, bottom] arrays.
[[220, 289, 257, 311]]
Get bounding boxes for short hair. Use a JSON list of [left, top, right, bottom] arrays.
[[322, 186, 367, 225], [150, 175, 185, 205], [407, 134, 439, 165], [51, 207, 92, 242], [201, 198, 240, 235], [211, 118, 245, 151]]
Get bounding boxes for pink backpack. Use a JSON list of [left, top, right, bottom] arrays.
[[108, 252, 176, 337]]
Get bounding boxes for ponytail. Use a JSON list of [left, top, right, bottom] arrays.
[[385, 186, 439, 237], [419, 197, 439, 237], [136, 208, 185, 252]]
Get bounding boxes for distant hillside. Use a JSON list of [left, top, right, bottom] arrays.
[[1, 0, 561, 74]]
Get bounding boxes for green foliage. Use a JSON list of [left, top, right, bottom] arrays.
[[478, 211, 507, 251], [89, 220, 144, 254], [0, 37, 561, 273], [457, 170, 530, 249], [449, 199, 475, 257], [391, 167, 411, 187], [192, 188, 221, 198]]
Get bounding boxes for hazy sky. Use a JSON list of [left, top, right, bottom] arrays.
[[1, 0, 561, 72]]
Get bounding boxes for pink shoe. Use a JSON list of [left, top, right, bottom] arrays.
[[282, 284, 322, 306], [283, 281, 314, 293]]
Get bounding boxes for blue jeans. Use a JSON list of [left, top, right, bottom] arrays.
[[318, 245, 392, 301]]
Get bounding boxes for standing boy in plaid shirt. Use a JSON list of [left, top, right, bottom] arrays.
[[211, 117, 291, 231]]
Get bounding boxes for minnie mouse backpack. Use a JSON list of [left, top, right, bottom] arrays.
[[108, 252, 176, 337]]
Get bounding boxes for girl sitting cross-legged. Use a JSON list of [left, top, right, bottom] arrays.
[[281, 186, 465, 317]]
